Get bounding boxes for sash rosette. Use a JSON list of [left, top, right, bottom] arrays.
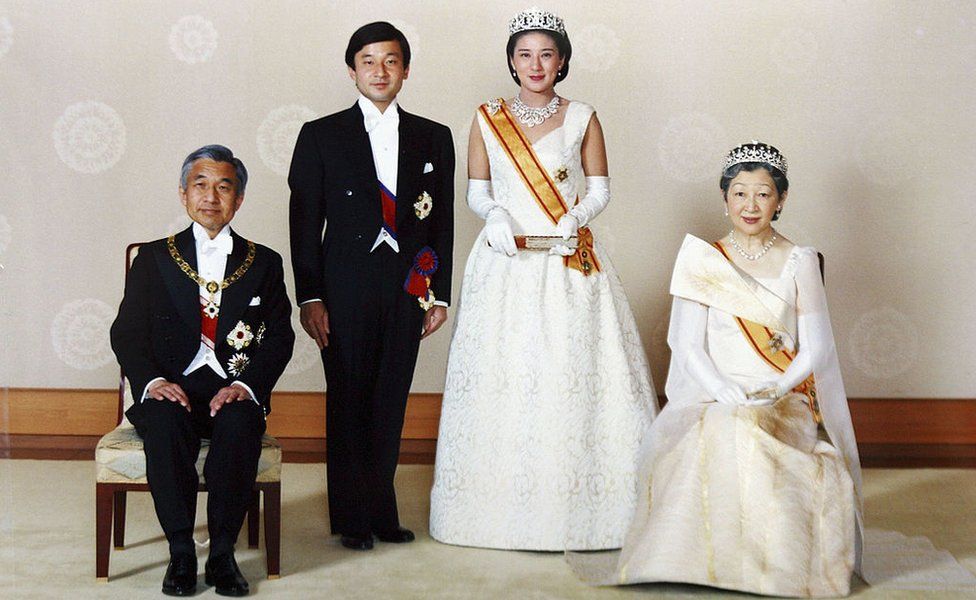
[[404, 246, 439, 310]]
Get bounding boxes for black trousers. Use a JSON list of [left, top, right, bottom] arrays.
[[127, 368, 266, 557], [322, 247, 425, 536]]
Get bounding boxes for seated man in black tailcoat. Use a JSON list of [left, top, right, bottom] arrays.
[[111, 145, 294, 597]]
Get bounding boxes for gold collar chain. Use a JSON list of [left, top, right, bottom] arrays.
[[167, 235, 256, 318]]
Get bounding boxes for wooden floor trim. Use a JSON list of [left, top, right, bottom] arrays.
[[3, 389, 975, 467]]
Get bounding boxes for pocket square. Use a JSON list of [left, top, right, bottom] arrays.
[[249, 296, 261, 306], [423, 162, 434, 174]]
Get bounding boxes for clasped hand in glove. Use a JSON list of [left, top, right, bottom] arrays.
[[549, 214, 578, 257], [714, 382, 779, 407], [484, 207, 517, 256]]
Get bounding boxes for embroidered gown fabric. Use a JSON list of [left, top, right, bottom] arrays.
[[429, 101, 658, 551], [575, 235, 862, 597]]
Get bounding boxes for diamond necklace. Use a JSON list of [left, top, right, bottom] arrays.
[[510, 95, 560, 127], [728, 229, 777, 261]]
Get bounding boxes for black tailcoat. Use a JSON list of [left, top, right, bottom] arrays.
[[110, 226, 294, 555], [288, 103, 455, 535]]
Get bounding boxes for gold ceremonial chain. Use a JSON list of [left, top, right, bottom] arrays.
[[167, 235, 256, 318]]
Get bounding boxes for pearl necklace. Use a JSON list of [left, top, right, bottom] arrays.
[[728, 229, 777, 261], [510, 95, 560, 127]]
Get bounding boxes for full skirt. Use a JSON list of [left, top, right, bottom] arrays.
[[429, 235, 656, 550]]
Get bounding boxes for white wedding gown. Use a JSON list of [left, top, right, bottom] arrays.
[[571, 237, 862, 597], [429, 101, 658, 551]]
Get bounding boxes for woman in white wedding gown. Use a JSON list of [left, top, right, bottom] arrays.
[[428, 8, 657, 551], [575, 141, 863, 597]]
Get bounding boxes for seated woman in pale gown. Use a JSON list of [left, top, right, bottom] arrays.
[[581, 142, 863, 597], [429, 7, 657, 551]]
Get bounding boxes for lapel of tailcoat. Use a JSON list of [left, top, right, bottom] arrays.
[[342, 103, 381, 224], [158, 226, 202, 333], [395, 108, 424, 232]]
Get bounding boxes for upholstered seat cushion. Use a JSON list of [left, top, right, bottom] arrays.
[[95, 423, 282, 484]]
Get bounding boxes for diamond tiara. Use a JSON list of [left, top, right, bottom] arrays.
[[509, 7, 566, 37], [724, 140, 788, 176]]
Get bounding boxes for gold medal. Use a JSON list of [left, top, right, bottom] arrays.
[[167, 236, 256, 320]]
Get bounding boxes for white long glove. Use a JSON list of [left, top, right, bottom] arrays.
[[759, 312, 830, 397], [670, 297, 767, 407], [750, 251, 833, 399], [469, 179, 517, 256], [549, 176, 609, 256], [568, 176, 611, 227], [466, 179, 498, 220]]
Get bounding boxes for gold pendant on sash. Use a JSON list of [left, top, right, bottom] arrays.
[[167, 235, 257, 320], [204, 281, 220, 318]]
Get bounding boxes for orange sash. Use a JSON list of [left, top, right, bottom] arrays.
[[479, 99, 600, 276], [713, 241, 822, 422]]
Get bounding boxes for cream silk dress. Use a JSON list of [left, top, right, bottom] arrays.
[[428, 101, 658, 550], [573, 235, 863, 597]]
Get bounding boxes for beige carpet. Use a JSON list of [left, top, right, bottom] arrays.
[[0, 461, 974, 599]]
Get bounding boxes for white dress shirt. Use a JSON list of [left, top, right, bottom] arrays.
[[141, 223, 257, 404], [360, 94, 401, 254]]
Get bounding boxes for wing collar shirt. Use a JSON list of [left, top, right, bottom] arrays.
[[360, 94, 401, 254], [141, 222, 257, 405]]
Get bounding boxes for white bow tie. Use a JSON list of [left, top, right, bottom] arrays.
[[199, 236, 232, 255], [364, 110, 398, 133]]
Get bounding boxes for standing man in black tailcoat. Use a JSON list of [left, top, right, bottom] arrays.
[[111, 145, 294, 596], [288, 22, 454, 550]]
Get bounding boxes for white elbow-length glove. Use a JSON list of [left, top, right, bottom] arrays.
[[749, 312, 831, 400], [569, 176, 611, 227], [468, 180, 517, 256], [467, 179, 497, 219], [550, 176, 611, 257], [670, 297, 759, 406]]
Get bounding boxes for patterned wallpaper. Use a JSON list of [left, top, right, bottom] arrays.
[[0, 1, 974, 398]]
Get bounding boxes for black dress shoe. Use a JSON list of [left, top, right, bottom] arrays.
[[374, 526, 415, 543], [205, 554, 249, 597], [340, 533, 374, 550], [162, 553, 197, 596]]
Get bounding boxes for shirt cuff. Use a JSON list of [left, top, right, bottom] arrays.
[[300, 298, 323, 305], [432, 300, 449, 308], [231, 380, 260, 406], [141, 377, 167, 403]]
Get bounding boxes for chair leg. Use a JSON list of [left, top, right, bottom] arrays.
[[95, 484, 114, 582], [264, 483, 281, 579], [247, 490, 260, 549], [113, 491, 127, 549]]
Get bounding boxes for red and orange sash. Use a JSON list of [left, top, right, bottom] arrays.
[[713, 241, 822, 422], [479, 99, 600, 276]]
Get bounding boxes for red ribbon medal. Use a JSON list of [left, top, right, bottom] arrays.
[[404, 247, 439, 306]]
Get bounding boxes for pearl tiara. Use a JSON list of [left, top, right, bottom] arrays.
[[509, 7, 566, 37], [725, 140, 788, 176]]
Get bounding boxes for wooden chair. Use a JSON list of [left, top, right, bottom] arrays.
[[94, 242, 282, 582]]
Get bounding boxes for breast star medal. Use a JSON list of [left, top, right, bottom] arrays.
[[414, 191, 433, 220], [227, 321, 254, 350]]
